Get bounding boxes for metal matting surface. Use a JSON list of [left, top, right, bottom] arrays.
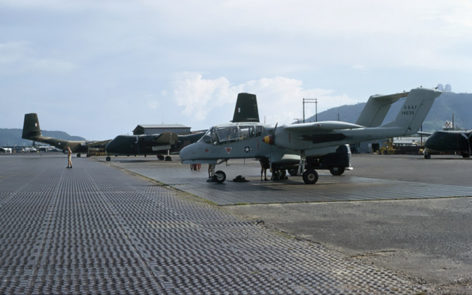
[[0, 155, 423, 294], [109, 158, 472, 206]]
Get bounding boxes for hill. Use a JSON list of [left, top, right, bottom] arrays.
[[0, 129, 85, 146], [307, 91, 472, 131]]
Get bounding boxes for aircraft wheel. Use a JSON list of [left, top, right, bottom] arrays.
[[165, 156, 172, 161], [424, 152, 431, 159], [77, 153, 81, 158], [463, 153, 470, 158], [329, 166, 345, 176], [271, 170, 281, 180], [106, 156, 111, 162], [288, 168, 298, 176], [302, 169, 319, 184], [214, 170, 226, 183], [280, 170, 287, 179]]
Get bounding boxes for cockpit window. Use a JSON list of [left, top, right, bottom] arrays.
[[200, 125, 262, 144], [199, 130, 212, 144], [215, 126, 239, 143], [239, 126, 254, 140]]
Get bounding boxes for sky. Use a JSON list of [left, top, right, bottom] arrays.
[[1, 0, 472, 139]]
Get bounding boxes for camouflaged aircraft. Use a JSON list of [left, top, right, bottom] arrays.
[[423, 129, 472, 159], [22, 113, 110, 157], [180, 88, 442, 184], [105, 131, 205, 161]]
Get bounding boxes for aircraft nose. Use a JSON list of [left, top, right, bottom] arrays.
[[179, 143, 196, 162], [105, 139, 116, 153]]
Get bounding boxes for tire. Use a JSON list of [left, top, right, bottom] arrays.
[[424, 152, 431, 159], [280, 170, 287, 179], [302, 169, 319, 184], [463, 153, 470, 158], [106, 156, 111, 162], [271, 170, 281, 181], [272, 170, 286, 180], [214, 170, 226, 183], [288, 168, 298, 176], [157, 155, 164, 160], [165, 156, 172, 161], [329, 166, 345, 176]]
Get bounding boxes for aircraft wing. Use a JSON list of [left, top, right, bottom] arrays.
[[283, 121, 363, 133], [417, 131, 433, 136], [152, 132, 178, 145], [87, 139, 112, 148]]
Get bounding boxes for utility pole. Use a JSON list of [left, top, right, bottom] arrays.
[[302, 98, 318, 123]]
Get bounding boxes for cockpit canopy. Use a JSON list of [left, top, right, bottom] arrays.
[[199, 124, 264, 145]]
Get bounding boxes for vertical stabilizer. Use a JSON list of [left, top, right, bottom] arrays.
[[232, 93, 259, 122], [383, 88, 442, 134], [22, 113, 42, 139], [356, 92, 408, 127]]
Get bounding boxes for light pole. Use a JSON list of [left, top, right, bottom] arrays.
[[302, 98, 318, 123]]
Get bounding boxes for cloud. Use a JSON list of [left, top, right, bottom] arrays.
[[172, 73, 360, 126], [173, 73, 235, 120]]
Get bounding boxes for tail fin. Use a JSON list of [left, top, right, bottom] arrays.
[[356, 92, 408, 127], [22, 113, 42, 139], [383, 88, 441, 134], [232, 93, 260, 122]]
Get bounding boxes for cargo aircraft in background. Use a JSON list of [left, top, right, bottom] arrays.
[[105, 131, 205, 161], [180, 88, 442, 184], [423, 129, 472, 159], [22, 113, 110, 157]]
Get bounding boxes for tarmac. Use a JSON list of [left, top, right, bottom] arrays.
[[1, 153, 471, 294], [104, 153, 472, 294]]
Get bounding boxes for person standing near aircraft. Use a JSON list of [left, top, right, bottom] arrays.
[[259, 158, 270, 181], [67, 146, 72, 168]]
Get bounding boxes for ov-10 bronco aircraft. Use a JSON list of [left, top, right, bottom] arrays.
[[22, 113, 110, 157], [180, 87, 442, 184]]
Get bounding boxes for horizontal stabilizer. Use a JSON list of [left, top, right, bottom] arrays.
[[356, 92, 409, 127]]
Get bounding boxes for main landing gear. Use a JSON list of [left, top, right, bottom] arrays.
[[157, 154, 172, 161], [302, 169, 319, 184], [271, 169, 287, 181], [329, 166, 345, 176]]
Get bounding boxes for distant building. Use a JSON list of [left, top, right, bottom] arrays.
[[133, 124, 191, 135]]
